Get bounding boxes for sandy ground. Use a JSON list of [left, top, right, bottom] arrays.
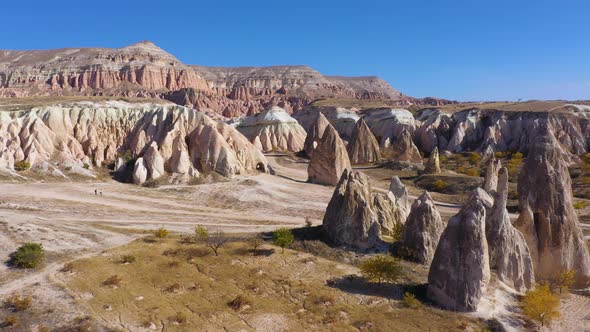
[[0, 154, 588, 329]]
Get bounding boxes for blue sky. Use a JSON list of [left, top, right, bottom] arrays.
[[1, 0, 588, 101]]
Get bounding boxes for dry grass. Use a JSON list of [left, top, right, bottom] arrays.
[[62, 236, 487, 331]]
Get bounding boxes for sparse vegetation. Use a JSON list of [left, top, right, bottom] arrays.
[[246, 235, 264, 253], [154, 227, 169, 238], [401, 292, 421, 309], [391, 221, 404, 242], [11, 242, 45, 268], [1, 315, 19, 327], [5, 295, 32, 312], [14, 160, 31, 171], [359, 255, 402, 284], [305, 216, 313, 227], [272, 228, 294, 253], [521, 285, 560, 327], [83, 162, 90, 169], [434, 179, 448, 191], [573, 201, 588, 210], [227, 295, 252, 311], [120, 255, 136, 264], [195, 225, 229, 256], [102, 275, 123, 287], [467, 152, 481, 166]]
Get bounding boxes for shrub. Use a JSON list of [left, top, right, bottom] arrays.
[[512, 152, 524, 160], [467, 152, 481, 166], [521, 285, 560, 327], [195, 225, 229, 256], [154, 228, 169, 238], [120, 255, 136, 264], [401, 292, 421, 309], [391, 221, 404, 242], [434, 179, 448, 191], [14, 160, 30, 171], [83, 163, 90, 170], [272, 228, 294, 253], [227, 295, 252, 311], [247, 235, 264, 253], [465, 168, 480, 177], [552, 269, 576, 294], [61, 262, 74, 273], [102, 275, 123, 287], [5, 295, 32, 311], [2, 315, 19, 327], [573, 201, 588, 210], [304, 216, 313, 227], [118, 150, 134, 164], [360, 255, 402, 284], [11, 242, 45, 268]]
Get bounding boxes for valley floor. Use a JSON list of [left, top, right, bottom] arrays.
[[0, 155, 587, 330]]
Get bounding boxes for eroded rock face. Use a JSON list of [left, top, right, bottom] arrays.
[[487, 167, 535, 291], [235, 106, 307, 152], [427, 189, 491, 312], [515, 127, 590, 286], [401, 191, 444, 265], [303, 112, 331, 158], [293, 107, 360, 140], [373, 192, 405, 237], [322, 170, 380, 249], [0, 101, 268, 181], [347, 118, 381, 164], [389, 176, 410, 222], [483, 159, 501, 195], [423, 147, 441, 174], [307, 123, 351, 186], [132, 158, 148, 185], [363, 109, 417, 147], [389, 129, 422, 164]]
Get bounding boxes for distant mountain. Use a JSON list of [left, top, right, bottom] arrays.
[[0, 41, 454, 117]]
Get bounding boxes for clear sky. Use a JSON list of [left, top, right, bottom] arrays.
[[1, 0, 588, 101]]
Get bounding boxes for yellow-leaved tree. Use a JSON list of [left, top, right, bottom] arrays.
[[521, 285, 560, 327]]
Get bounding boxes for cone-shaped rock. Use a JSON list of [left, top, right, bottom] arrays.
[[423, 147, 442, 174], [391, 129, 422, 164], [389, 176, 410, 222], [515, 127, 590, 286], [322, 170, 381, 249], [304, 112, 330, 157], [486, 167, 535, 291], [143, 142, 165, 180], [427, 189, 491, 312], [401, 191, 444, 265], [483, 159, 501, 195], [307, 123, 351, 186], [132, 157, 148, 185], [373, 192, 405, 237], [347, 118, 380, 164]]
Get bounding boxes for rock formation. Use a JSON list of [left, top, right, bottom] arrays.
[[486, 167, 535, 291], [401, 191, 444, 264], [389, 129, 422, 164], [515, 127, 590, 286], [363, 109, 417, 147], [132, 158, 148, 185], [235, 106, 307, 152], [428, 189, 491, 312], [303, 112, 331, 157], [293, 107, 360, 140], [322, 170, 380, 249], [423, 147, 441, 174], [307, 123, 351, 186], [347, 118, 381, 164], [0, 101, 269, 182], [373, 191, 405, 238], [483, 159, 501, 194], [389, 176, 410, 222]]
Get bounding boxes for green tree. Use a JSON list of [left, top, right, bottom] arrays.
[[521, 285, 560, 327], [272, 228, 294, 253], [11, 243, 45, 268], [360, 255, 402, 284]]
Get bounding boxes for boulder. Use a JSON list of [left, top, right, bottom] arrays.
[[347, 118, 380, 164], [114, 157, 127, 173], [427, 189, 491, 312], [401, 191, 444, 265], [423, 147, 441, 174], [515, 127, 590, 286], [322, 170, 380, 249], [486, 167, 535, 291], [307, 123, 351, 186], [303, 112, 330, 157]]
